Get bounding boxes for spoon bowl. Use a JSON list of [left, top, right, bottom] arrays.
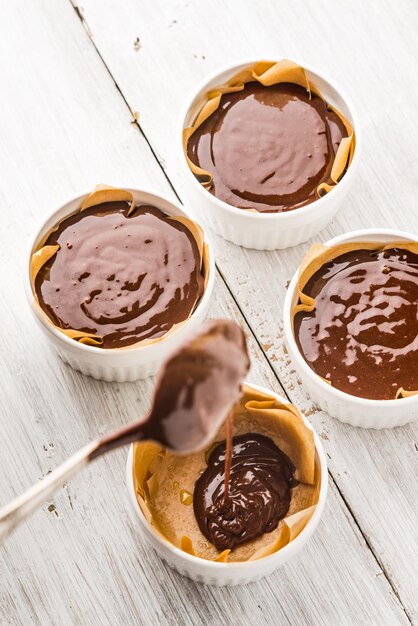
[[0, 319, 250, 541]]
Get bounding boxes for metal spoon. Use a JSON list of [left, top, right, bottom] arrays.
[[0, 319, 250, 542]]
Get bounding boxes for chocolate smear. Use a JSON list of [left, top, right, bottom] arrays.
[[194, 433, 295, 551]]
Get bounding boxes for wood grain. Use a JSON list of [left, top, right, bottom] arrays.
[[74, 0, 418, 621], [0, 0, 415, 624]]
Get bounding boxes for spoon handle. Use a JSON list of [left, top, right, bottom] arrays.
[[0, 440, 99, 543]]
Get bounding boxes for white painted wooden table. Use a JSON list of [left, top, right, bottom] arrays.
[[0, 1, 417, 624]]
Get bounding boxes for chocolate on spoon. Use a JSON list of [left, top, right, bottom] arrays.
[[0, 319, 249, 542]]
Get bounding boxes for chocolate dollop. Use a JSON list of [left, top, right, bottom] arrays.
[[294, 248, 418, 400], [187, 82, 347, 213], [35, 202, 205, 348], [145, 319, 250, 453], [193, 434, 295, 551]]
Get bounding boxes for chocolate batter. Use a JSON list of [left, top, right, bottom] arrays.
[[35, 202, 205, 348], [93, 319, 250, 458], [145, 319, 250, 453], [194, 434, 295, 551], [294, 248, 418, 400], [187, 82, 348, 213]]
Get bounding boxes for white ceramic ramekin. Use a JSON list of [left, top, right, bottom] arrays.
[[284, 229, 418, 429], [25, 187, 215, 382], [178, 58, 361, 250], [126, 382, 328, 586]]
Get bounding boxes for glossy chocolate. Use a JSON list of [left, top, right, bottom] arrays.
[[194, 434, 295, 551], [144, 319, 250, 453], [294, 248, 418, 400], [35, 202, 205, 348], [187, 82, 347, 213]]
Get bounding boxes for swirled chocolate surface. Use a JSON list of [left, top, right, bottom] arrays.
[[187, 82, 347, 213], [145, 319, 250, 453], [35, 202, 205, 348], [193, 434, 295, 551], [294, 248, 418, 400]]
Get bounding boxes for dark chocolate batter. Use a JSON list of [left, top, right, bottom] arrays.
[[187, 82, 348, 213], [194, 434, 295, 551], [294, 248, 418, 400], [35, 202, 205, 348]]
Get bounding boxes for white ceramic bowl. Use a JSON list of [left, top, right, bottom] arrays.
[[284, 229, 418, 429], [25, 187, 215, 382], [178, 58, 361, 250], [126, 382, 328, 586]]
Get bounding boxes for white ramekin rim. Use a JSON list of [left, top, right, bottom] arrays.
[[177, 56, 362, 222], [24, 185, 216, 356], [126, 381, 328, 571], [283, 228, 418, 409]]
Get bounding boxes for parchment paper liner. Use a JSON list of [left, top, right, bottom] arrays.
[[183, 59, 355, 207], [132, 385, 320, 562], [30, 185, 210, 349], [292, 241, 418, 399]]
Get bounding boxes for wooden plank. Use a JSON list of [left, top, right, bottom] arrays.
[[73, 0, 418, 622], [0, 0, 412, 624]]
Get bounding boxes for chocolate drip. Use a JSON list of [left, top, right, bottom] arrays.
[[295, 248, 418, 400], [145, 320, 250, 453], [187, 82, 347, 213], [193, 434, 295, 551], [35, 202, 205, 348], [223, 412, 233, 505]]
